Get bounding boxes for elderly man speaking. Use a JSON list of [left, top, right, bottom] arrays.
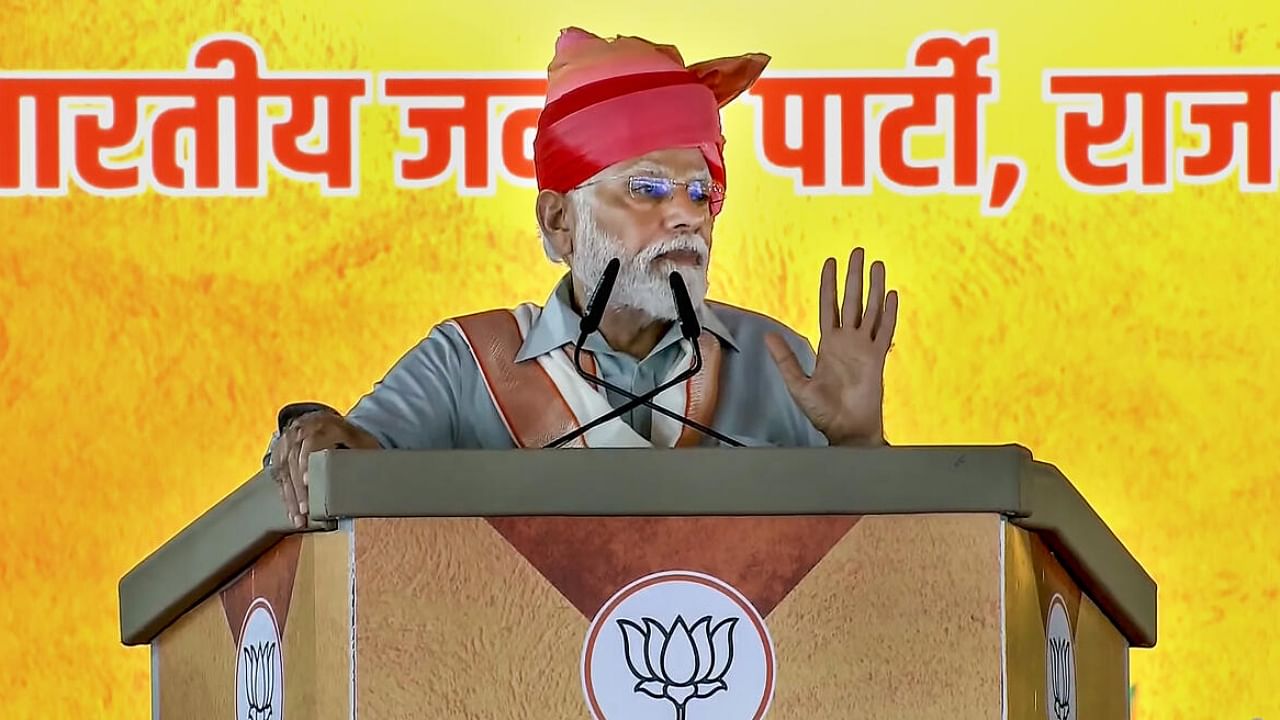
[[268, 28, 900, 527]]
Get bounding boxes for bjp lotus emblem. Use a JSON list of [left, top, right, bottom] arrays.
[[236, 598, 284, 720], [582, 571, 775, 720], [617, 615, 737, 720], [1044, 594, 1076, 720], [243, 641, 276, 719]]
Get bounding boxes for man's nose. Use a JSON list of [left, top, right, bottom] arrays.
[[662, 190, 709, 235]]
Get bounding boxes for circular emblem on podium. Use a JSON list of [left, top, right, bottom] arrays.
[[1045, 594, 1076, 720], [237, 597, 284, 720], [581, 571, 775, 720]]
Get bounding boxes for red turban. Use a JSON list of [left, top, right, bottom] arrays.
[[532, 27, 770, 214]]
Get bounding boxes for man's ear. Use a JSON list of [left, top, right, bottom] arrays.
[[536, 190, 574, 260]]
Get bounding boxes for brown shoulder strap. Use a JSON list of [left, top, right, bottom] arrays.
[[451, 310, 582, 448], [453, 310, 724, 448], [676, 334, 724, 447]]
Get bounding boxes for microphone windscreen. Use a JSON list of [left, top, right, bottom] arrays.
[[580, 258, 621, 336], [669, 271, 701, 340]]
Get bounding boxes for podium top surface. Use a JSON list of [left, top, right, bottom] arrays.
[[118, 445, 1156, 649]]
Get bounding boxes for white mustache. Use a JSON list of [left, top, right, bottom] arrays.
[[635, 235, 710, 266]]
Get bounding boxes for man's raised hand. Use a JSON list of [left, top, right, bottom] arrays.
[[765, 247, 899, 446]]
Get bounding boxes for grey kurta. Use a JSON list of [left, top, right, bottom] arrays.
[[266, 274, 828, 459]]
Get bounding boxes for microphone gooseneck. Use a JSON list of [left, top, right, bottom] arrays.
[[543, 269, 744, 449], [578, 258, 621, 344], [543, 344, 706, 448]]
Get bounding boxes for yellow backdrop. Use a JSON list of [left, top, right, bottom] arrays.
[[1, 1, 1276, 718]]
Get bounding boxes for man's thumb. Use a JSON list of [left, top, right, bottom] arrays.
[[765, 333, 809, 397]]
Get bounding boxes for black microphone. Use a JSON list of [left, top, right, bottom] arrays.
[[669, 270, 701, 341], [543, 271, 744, 448], [544, 262, 693, 448], [578, 258, 620, 345]]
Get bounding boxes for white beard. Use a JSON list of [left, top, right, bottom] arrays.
[[568, 201, 710, 322]]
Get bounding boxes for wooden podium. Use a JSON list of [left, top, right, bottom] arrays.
[[120, 446, 1156, 719]]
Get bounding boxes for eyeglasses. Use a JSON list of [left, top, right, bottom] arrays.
[[576, 175, 725, 214]]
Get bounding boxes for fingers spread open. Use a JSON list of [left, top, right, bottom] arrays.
[[876, 289, 899, 350], [862, 260, 886, 335], [819, 257, 839, 331], [841, 247, 865, 329]]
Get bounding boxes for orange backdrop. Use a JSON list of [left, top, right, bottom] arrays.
[[1, 1, 1277, 718]]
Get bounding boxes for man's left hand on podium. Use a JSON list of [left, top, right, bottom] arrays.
[[269, 409, 380, 528], [765, 247, 898, 447]]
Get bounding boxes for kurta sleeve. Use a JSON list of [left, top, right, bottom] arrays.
[[342, 323, 469, 450], [261, 323, 470, 466]]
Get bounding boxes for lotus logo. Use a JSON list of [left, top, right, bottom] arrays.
[[583, 571, 774, 720], [1048, 636, 1072, 720], [1044, 594, 1076, 720], [236, 598, 284, 720], [617, 615, 737, 720], [243, 641, 276, 719]]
